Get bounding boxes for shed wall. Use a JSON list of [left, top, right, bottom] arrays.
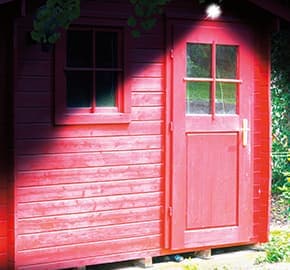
[[252, 27, 271, 242], [0, 11, 13, 269], [11, 0, 272, 269], [13, 1, 165, 269]]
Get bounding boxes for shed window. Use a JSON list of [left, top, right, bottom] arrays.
[[55, 27, 130, 125]]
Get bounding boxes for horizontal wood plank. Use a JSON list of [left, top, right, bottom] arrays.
[[16, 150, 161, 171], [15, 77, 51, 92], [17, 235, 161, 266], [131, 107, 164, 121], [129, 33, 164, 49], [15, 121, 163, 139], [128, 49, 163, 64], [130, 63, 163, 78], [17, 178, 162, 202], [18, 206, 162, 234], [17, 61, 51, 77], [132, 92, 164, 107], [17, 192, 163, 218], [16, 164, 162, 187], [15, 107, 164, 123], [16, 135, 162, 155], [18, 249, 161, 270], [15, 92, 51, 108], [131, 78, 163, 92], [18, 220, 161, 250]]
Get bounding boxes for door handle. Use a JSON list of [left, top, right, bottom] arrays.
[[241, 119, 250, 147]]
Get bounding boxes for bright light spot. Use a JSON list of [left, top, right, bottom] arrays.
[[206, 3, 222, 19]]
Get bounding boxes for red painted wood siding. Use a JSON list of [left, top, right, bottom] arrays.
[[252, 27, 271, 242], [12, 0, 271, 269], [0, 10, 13, 270], [13, 1, 165, 269]]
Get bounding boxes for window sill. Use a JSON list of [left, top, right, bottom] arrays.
[[55, 112, 131, 125]]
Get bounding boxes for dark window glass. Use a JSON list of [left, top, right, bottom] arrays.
[[95, 32, 118, 68], [216, 45, 237, 79], [66, 71, 92, 107], [187, 44, 211, 78], [67, 30, 92, 68], [95, 71, 117, 107], [66, 29, 121, 109]]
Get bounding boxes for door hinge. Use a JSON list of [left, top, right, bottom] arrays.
[[168, 206, 173, 217], [170, 49, 174, 59], [169, 121, 173, 132]]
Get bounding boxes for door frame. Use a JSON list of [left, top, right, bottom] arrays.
[[164, 19, 254, 250]]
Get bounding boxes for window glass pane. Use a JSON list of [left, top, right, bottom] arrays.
[[186, 82, 211, 114], [95, 32, 118, 68], [216, 45, 237, 79], [187, 44, 211, 78], [95, 71, 117, 107], [216, 83, 237, 114], [67, 30, 92, 67], [67, 72, 92, 107]]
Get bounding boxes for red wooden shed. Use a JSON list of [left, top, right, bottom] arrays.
[[0, 0, 289, 269]]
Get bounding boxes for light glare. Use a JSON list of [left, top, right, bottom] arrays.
[[206, 3, 222, 19]]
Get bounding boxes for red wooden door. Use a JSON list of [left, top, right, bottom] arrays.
[[170, 21, 254, 249]]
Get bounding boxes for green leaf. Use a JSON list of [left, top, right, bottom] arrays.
[[30, 31, 41, 42], [141, 17, 156, 31], [48, 32, 60, 43], [131, 29, 141, 38], [135, 4, 144, 17], [127, 16, 137, 27]]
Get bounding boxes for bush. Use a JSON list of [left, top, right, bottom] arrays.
[[263, 229, 290, 263], [271, 30, 290, 192]]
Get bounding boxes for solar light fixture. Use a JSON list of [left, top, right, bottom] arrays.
[[206, 3, 222, 19]]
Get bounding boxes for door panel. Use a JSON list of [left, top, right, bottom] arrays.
[[186, 133, 238, 230], [170, 21, 253, 249]]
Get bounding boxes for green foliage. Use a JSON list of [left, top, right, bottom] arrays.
[[258, 229, 290, 263], [277, 180, 290, 217], [31, 0, 222, 43], [31, 0, 80, 44], [127, 0, 171, 38], [271, 30, 290, 192]]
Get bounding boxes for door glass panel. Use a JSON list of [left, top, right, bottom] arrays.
[[216, 83, 237, 114], [187, 44, 211, 77], [216, 45, 237, 79], [186, 82, 211, 114]]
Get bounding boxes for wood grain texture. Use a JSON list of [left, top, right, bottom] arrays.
[[10, 0, 272, 269], [14, 1, 166, 265], [18, 206, 162, 234], [17, 192, 163, 218], [17, 235, 161, 266], [252, 28, 271, 243], [0, 11, 11, 270], [16, 164, 163, 186], [16, 150, 162, 171], [18, 221, 162, 250]]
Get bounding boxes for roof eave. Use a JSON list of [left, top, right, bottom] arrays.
[[248, 0, 290, 22]]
